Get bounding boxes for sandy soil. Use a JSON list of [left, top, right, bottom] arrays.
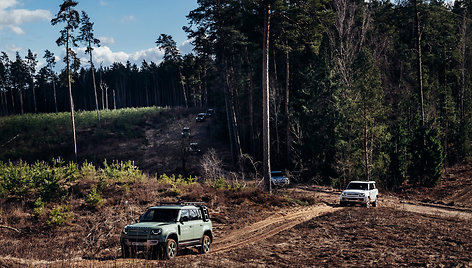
[[2, 183, 472, 267]]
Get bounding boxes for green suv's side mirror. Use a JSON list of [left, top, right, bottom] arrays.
[[180, 215, 189, 224]]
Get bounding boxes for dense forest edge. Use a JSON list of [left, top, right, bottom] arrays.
[[2, 0, 472, 192]]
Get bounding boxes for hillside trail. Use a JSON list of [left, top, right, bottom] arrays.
[[211, 186, 472, 254], [293, 185, 472, 220], [211, 204, 340, 253]]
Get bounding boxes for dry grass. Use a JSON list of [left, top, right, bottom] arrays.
[[0, 176, 312, 263]]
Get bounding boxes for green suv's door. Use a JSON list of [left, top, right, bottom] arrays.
[[178, 209, 194, 242], [189, 208, 204, 239]]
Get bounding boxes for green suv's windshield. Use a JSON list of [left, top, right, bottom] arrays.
[[140, 208, 179, 222]]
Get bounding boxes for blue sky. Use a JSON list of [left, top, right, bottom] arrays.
[[0, 0, 198, 69]]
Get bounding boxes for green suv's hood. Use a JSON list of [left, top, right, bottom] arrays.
[[127, 222, 174, 228]]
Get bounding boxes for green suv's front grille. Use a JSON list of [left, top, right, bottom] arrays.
[[127, 238, 147, 243], [128, 228, 150, 237]]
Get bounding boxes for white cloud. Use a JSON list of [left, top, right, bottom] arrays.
[[0, 0, 51, 35], [120, 15, 135, 23], [179, 38, 194, 55], [54, 40, 194, 70], [9, 25, 24, 34], [75, 46, 165, 67], [99, 36, 115, 46], [99, 0, 108, 6], [0, 0, 17, 10], [4, 43, 23, 55]]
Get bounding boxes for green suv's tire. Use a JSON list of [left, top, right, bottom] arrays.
[[165, 239, 178, 259], [121, 244, 131, 258], [200, 235, 211, 254]]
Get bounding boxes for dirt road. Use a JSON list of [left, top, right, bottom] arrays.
[[212, 205, 341, 253], [2, 185, 472, 267]]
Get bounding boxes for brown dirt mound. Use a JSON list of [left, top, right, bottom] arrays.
[[398, 164, 472, 208]]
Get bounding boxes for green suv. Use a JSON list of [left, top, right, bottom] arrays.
[[120, 202, 212, 259]]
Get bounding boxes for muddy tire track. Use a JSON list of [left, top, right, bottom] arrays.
[[294, 185, 472, 220], [212, 205, 340, 253]]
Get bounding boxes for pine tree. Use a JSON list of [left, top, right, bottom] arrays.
[[25, 49, 38, 113], [263, 1, 272, 193], [79, 11, 101, 124], [51, 0, 81, 160], [44, 50, 58, 113], [156, 34, 188, 107], [11, 52, 27, 115]]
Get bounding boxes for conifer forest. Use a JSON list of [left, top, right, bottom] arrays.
[[1, 0, 471, 189]]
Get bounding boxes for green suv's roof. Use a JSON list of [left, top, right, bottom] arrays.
[[147, 204, 202, 210]]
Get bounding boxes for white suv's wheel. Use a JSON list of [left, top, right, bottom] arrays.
[[372, 199, 378, 207]]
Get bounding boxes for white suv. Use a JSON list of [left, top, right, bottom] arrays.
[[340, 181, 378, 207]]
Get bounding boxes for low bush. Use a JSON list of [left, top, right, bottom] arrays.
[[85, 188, 103, 208], [0, 159, 146, 203], [46, 204, 73, 227]]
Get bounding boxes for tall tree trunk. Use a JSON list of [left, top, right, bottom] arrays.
[[89, 48, 100, 124], [67, 64, 77, 159], [203, 66, 208, 106], [178, 68, 188, 108], [32, 86, 37, 113], [198, 71, 202, 107], [0, 91, 5, 115], [460, 10, 468, 121], [248, 60, 256, 157], [19, 88, 24, 115], [363, 101, 369, 181], [52, 78, 58, 113], [222, 55, 238, 165], [285, 47, 291, 167], [263, 3, 272, 193], [4, 90, 9, 114], [100, 71, 105, 110], [272, 50, 280, 159], [145, 80, 150, 107], [100, 82, 104, 110], [157, 83, 161, 106], [414, 0, 425, 126], [10, 88, 15, 112], [113, 89, 116, 110], [228, 62, 243, 162]]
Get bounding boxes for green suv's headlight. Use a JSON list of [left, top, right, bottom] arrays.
[[122, 227, 128, 235], [151, 229, 162, 235]]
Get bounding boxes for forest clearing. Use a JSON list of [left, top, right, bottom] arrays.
[[2, 0, 472, 266], [1, 107, 472, 267]]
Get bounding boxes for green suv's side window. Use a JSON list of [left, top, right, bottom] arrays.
[[180, 209, 190, 222], [189, 209, 201, 221]]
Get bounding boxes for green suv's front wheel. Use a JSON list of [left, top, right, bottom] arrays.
[[200, 235, 211, 254], [165, 239, 178, 259], [121, 244, 134, 258]]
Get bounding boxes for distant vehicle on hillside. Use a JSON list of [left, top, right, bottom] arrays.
[[205, 108, 214, 117], [181, 127, 190, 138], [196, 113, 206, 122], [189, 142, 201, 154], [270, 171, 290, 187]]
